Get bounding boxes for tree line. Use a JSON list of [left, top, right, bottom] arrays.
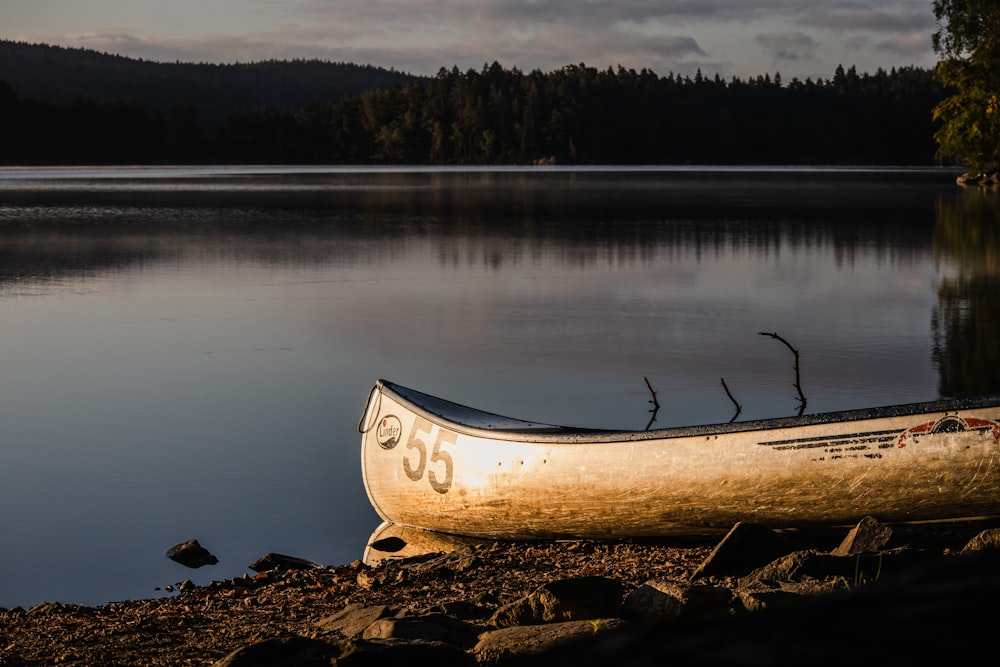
[[0, 60, 945, 166]]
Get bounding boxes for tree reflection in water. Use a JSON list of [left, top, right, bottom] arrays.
[[932, 190, 1000, 397]]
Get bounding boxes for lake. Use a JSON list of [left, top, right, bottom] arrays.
[[1, 165, 997, 609]]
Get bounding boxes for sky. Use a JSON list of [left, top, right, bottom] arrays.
[[4, 0, 940, 81]]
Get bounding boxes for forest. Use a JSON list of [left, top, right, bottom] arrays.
[[0, 41, 946, 166]]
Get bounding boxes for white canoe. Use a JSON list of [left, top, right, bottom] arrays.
[[359, 379, 1000, 540]]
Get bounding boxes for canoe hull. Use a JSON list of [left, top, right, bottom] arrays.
[[360, 380, 1000, 540]]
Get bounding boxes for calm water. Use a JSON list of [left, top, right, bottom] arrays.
[[1, 165, 997, 609]]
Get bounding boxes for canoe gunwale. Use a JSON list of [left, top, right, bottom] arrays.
[[367, 378, 1000, 445]]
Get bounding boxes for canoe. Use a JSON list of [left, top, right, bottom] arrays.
[[358, 379, 1000, 540]]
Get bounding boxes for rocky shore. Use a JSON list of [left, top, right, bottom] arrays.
[[957, 170, 1000, 189], [3, 516, 1000, 666]]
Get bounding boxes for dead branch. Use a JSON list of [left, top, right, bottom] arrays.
[[720, 377, 742, 422], [644, 376, 660, 430], [644, 376, 660, 411], [758, 331, 807, 413]]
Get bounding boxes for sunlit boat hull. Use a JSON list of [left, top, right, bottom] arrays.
[[359, 379, 1000, 540]]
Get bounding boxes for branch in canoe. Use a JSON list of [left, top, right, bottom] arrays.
[[643, 376, 660, 411], [758, 331, 807, 413], [643, 376, 660, 430], [720, 377, 742, 422]]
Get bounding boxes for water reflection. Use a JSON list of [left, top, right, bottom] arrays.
[[0, 167, 993, 609], [932, 190, 1000, 397], [0, 169, 947, 281]]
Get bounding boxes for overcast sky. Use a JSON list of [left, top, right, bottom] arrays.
[[5, 0, 940, 81]]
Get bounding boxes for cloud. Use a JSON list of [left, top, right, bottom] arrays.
[[30, 30, 146, 54], [267, 2, 716, 74], [645, 35, 708, 59], [876, 32, 933, 56], [295, 0, 763, 26], [25, 31, 284, 64], [844, 35, 872, 51], [10, 0, 942, 80], [293, 0, 818, 36], [754, 32, 819, 63], [74, 31, 143, 47], [799, 8, 934, 33], [249, 0, 936, 75]]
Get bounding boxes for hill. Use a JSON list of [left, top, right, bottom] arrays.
[[0, 40, 423, 125]]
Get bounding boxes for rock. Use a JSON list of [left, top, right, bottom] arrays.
[[27, 602, 65, 616], [529, 547, 1000, 667], [248, 552, 322, 572], [432, 599, 493, 620], [345, 638, 476, 666], [474, 619, 630, 666], [960, 527, 1000, 554], [692, 522, 801, 579], [362, 613, 484, 648], [736, 583, 839, 613], [399, 547, 481, 575], [622, 579, 732, 623], [734, 550, 851, 613], [213, 635, 346, 667], [490, 576, 624, 628], [356, 568, 380, 590], [957, 171, 1000, 189], [738, 549, 836, 584], [165, 539, 219, 568], [622, 580, 683, 621], [214, 635, 475, 667], [315, 603, 397, 639], [830, 515, 892, 556], [362, 616, 450, 642]]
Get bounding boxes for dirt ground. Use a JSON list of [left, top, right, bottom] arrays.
[[2, 521, 996, 666]]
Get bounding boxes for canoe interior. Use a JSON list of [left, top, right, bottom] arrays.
[[377, 379, 1000, 443]]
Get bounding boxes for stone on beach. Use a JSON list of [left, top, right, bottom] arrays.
[[165, 539, 219, 568]]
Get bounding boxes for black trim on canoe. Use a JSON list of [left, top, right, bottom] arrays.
[[371, 379, 1000, 444]]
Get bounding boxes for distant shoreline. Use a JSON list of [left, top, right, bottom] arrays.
[[0, 163, 967, 179]]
